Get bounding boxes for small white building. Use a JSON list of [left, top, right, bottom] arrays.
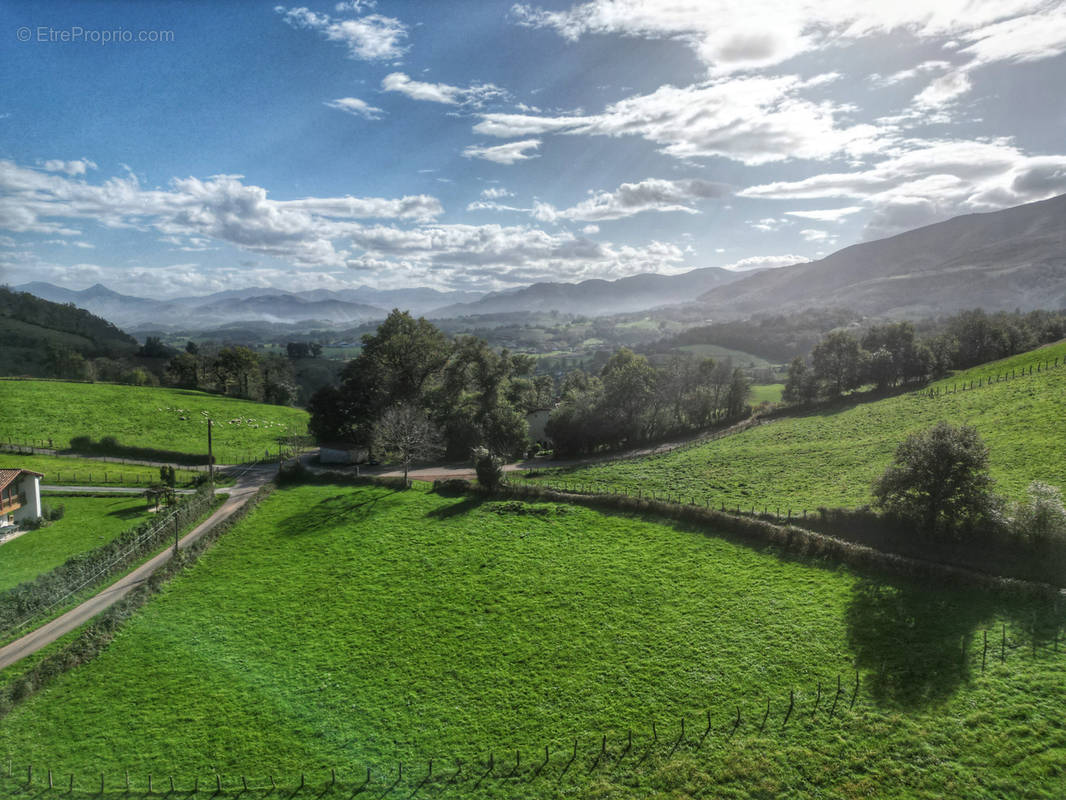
[[0, 469, 43, 527]]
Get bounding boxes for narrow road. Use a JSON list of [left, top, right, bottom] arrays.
[[0, 469, 273, 671], [41, 484, 197, 495]]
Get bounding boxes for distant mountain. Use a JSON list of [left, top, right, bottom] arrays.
[[428, 267, 756, 318], [697, 193, 1066, 317], [13, 282, 484, 330]]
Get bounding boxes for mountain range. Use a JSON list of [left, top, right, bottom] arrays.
[[13, 192, 1066, 331], [697, 193, 1066, 317]]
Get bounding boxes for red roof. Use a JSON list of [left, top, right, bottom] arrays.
[[0, 469, 44, 492]]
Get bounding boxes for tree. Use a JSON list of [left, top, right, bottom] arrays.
[[872, 422, 998, 535], [372, 404, 443, 485], [782, 356, 818, 405], [1009, 482, 1066, 546], [811, 330, 864, 396], [472, 446, 504, 490]]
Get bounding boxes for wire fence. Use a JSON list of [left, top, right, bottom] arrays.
[[2, 623, 1061, 798], [923, 355, 1063, 398], [0, 487, 216, 639]]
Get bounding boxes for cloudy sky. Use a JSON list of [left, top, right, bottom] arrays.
[[2, 0, 1066, 298]]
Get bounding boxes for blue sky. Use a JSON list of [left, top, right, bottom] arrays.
[[2, 0, 1066, 297]]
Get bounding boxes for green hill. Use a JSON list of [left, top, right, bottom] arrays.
[[0, 483, 1061, 798], [533, 340, 1066, 511], [0, 286, 138, 377], [0, 380, 308, 462]]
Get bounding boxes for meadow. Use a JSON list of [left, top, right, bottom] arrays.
[[532, 341, 1066, 512], [0, 380, 309, 460], [0, 483, 1062, 798], [0, 494, 152, 592], [0, 454, 205, 487]]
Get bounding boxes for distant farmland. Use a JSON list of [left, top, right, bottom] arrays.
[[0, 483, 1062, 798]]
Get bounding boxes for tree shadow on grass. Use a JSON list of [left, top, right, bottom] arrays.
[[846, 578, 993, 709], [846, 576, 1066, 710], [277, 488, 402, 536], [107, 505, 149, 520], [425, 496, 482, 520]]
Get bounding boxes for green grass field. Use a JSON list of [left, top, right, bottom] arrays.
[[0, 483, 1062, 798], [0, 454, 205, 487], [0, 380, 309, 459], [534, 341, 1066, 511], [749, 383, 784, 404], [0, 494, 153, 592], [677, 343, 775, 369]]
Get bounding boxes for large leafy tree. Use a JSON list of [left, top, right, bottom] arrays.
[[872, 421, 999, 535], [812, 330, 864, 397]]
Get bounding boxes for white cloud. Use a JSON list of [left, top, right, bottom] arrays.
[[276, 5, 407, 60], [382, 72, 508, 107], [912, 71, 972, 109], [512, 1, 1062, 74], [463, 139, 541, 164], [582, 224, 599, 234], [474, 75, 891, 165], [785, 206, 864, 222], [481, 186, 514, 199], [324, 97, 385, 119], [741, 138, 1066, 237], [722, 254, 808, 271], [40, 159, 97, 176], [799, 228, 834, 242], [0, 158, 695, 291], [870, 61, 952, 86], [531, 177, 728, 222]]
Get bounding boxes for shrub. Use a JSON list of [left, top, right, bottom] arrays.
[[432, 478, 472, 495], [472, 447, 504, 490], [1009, 482, 1066, 546]]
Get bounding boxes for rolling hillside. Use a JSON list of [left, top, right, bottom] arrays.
[[0, 380, 308, 461], [699, 193, 1066, 317], [0, 287, 139, 377], [532, 340, 1066, 511]]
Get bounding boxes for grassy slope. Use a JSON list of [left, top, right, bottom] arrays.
[[0, 380, 308, 458], [536, 341, 1066, 511], [0, 454, 204, 486], [0, 484, 1063, 798], [0, 494, 153, 592], [749, 383, 784, 404], [677, 344, 774, 369]]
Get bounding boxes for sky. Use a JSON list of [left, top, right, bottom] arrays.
[[1, 0, 1066, 298]]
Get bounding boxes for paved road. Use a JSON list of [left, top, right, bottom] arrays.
[[0, 469, 273, 671]]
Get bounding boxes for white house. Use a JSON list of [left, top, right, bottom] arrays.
[[0, 469, 43, 527]]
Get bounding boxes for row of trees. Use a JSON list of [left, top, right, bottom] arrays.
[[166, 343, 299, 405], [546, 349, 750, 455], [309, 311, 553, 461], [783, 309, 1066, 403]]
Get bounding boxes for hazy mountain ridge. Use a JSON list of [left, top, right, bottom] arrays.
[[697, 193, 1066, 317], [429, 267, 756, 318]]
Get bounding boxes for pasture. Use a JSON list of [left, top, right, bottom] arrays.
[[0, 494, 152, 593], [0, 483, 1062, 798], [533, 341, 1066, 511], [0, 454, 205, 487], [0, 380, 309, 461]]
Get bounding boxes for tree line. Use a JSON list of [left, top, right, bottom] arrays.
[[546, 349, 750, 455], [309, 310, 553, 461], [783, 309, 1066, 403]]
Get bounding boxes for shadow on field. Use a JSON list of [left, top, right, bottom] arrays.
[[425, 496, 482, 519], [845, 579, 1065, 709], [106, 505, 147, 520], [277, 488, 402, 536]]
